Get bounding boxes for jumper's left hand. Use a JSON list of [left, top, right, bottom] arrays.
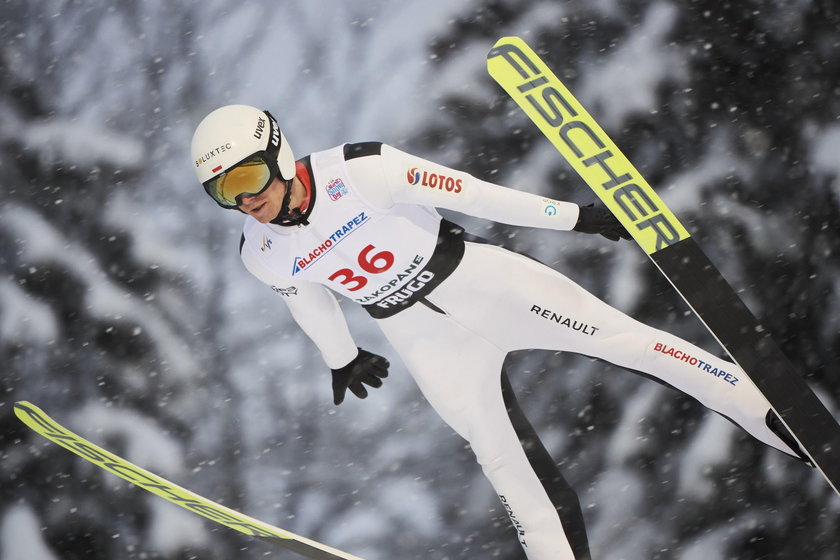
[[331, 348, 390, 405], [572, 204, 632, 241]]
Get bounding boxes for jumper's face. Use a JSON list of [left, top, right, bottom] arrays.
[[237, 176, 288, 223], [237, 175, 306, 224]]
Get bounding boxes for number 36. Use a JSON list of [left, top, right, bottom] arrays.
[[328, 244, 395, 291]]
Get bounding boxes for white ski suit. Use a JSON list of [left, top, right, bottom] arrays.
[[239, 142, 798, 560]]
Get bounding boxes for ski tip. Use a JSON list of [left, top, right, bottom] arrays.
[[487, 35, 525, 58], [491, 35, 523, 45], [13, 401, 42, 423], [14, 400, 33, 413]]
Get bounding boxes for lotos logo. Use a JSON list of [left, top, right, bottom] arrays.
[[405, 167, 462, 193], [407, 168, 421, 184]]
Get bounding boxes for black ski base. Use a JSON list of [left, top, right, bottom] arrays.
[[651, 238, 840, 491]]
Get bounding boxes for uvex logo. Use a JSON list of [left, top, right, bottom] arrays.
[[253, 117, 266, 139], [406, 167, 462, 193]]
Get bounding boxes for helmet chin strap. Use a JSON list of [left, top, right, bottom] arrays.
[[271, 178, 309, 227]]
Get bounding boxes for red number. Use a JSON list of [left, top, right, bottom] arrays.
[[358, 244, 395, 274], [328, 268, 367, 291], [328, 245, 395, 291]]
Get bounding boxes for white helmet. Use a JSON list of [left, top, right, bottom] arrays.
[[191, 104, 295, 208]]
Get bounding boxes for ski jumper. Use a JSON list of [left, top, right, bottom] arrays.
[[239, 142, 798, 560]]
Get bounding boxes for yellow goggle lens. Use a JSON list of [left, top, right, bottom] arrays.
[[213, 160, 273, 205]]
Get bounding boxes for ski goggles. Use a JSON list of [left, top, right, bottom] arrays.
[[202, 151, 281, 209]]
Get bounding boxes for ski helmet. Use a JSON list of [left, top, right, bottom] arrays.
[[191, 104, 295, 208]]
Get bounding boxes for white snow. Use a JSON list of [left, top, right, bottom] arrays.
[[3, 2, 836, 559], [0, 279, 59, 344], [145, 498, 208, 554], [677, 511, 772, 560], [580, 2, 688, 131], [19, 118, 144, 170], [809, 122, 840, 183], [0, 505, 59, 560], [605, 383, 664, 466], [69, 401, 185, 476], [676, 413, 736, 500], [0, 204, 198, 379]]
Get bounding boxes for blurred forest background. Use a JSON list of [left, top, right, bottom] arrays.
[[1, 1, 838, 559]]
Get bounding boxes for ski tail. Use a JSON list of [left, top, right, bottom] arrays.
[[486, 36, 840, 495], [14, 401, 366, 560]]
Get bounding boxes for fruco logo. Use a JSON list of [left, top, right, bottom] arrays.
[[406, 167, 463, 193]]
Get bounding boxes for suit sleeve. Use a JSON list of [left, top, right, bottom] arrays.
[[348, 143, 580, 230], [240, 239, 358, 369]]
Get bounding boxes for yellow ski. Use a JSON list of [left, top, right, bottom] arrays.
[[487, 35, 689, 256], [14, 401, 367, 560], [487, 36, 840, 494]]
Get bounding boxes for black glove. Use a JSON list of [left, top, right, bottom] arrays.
[[572, 204, 632, 241], [331, 348, 390, 405]]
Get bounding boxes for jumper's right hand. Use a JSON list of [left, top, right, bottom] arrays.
[[572, 204, 632, 241], [331, 348, 390, 405]]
